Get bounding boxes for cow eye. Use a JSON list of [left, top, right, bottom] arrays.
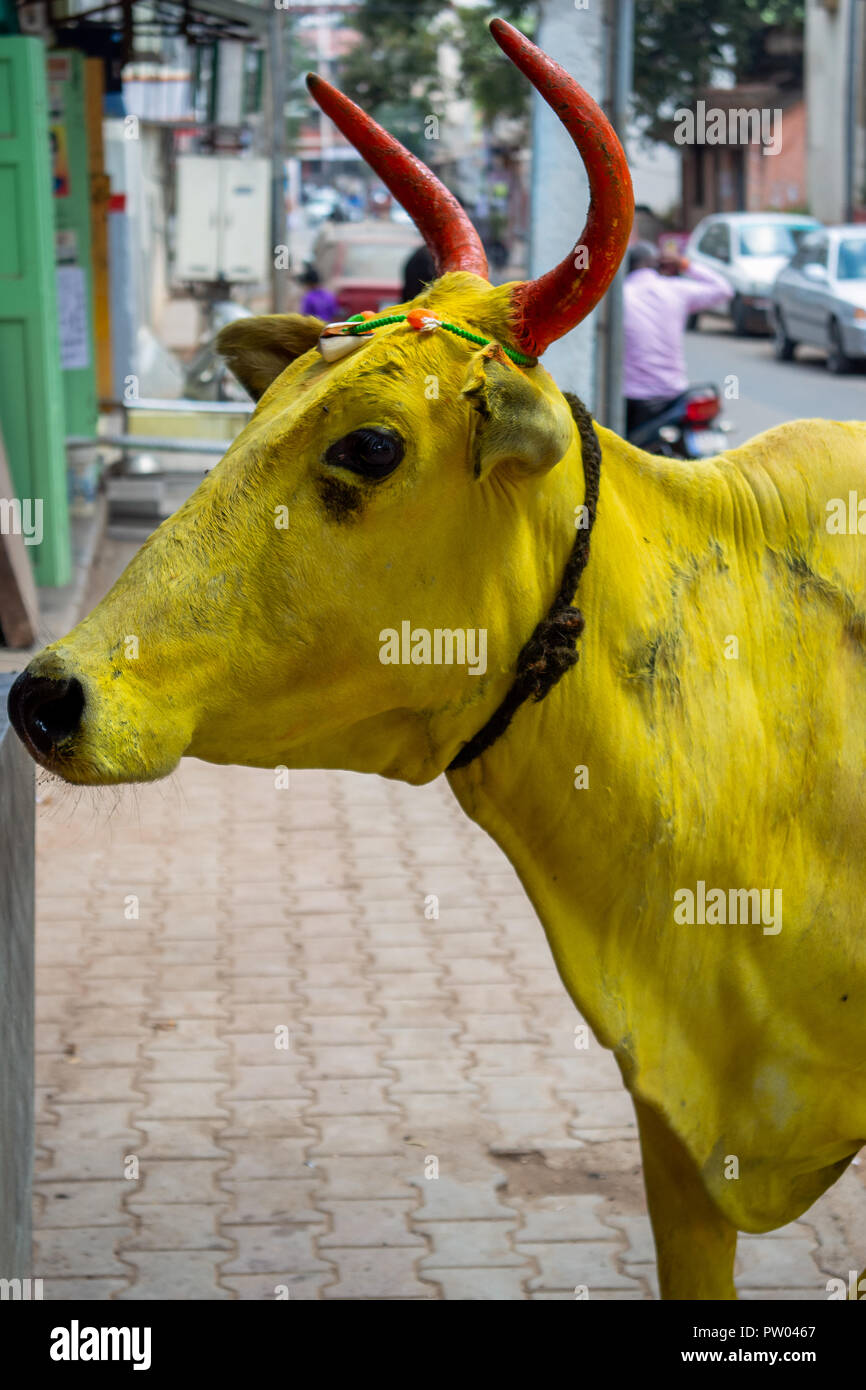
[[324, 428, 404, 480]]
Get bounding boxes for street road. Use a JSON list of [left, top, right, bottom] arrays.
[[685, 320, 866, 442]]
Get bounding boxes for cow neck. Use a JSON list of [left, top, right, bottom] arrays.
[[447, 391, 601, 771]]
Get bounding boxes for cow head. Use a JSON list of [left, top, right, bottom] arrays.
[[8, 20, 632, 786]]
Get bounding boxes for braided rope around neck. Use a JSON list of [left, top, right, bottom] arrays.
[[447, 392, 601, 772]]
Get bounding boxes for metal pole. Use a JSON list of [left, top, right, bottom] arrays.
[[844, 0, 861, 223], [528, 0, 605, 404], [599, 0, 634, 434], [269, 6, 289, 312]]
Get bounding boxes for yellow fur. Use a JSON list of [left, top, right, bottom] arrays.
[[23, 272, 866, 1297]]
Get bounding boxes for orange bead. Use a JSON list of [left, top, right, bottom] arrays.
[[406, 309, 440, 332]]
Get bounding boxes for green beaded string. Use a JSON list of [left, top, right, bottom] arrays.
[[342, 313, 536, 368]]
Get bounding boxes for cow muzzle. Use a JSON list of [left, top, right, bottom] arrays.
[[7, 644, 192, 786], [7, 669, 86, 764]]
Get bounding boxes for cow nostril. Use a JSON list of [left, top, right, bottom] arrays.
[[7, 672, 86, 759]]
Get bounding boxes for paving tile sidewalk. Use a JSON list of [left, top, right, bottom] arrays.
[[29, 545, 866, 1301], [32, 758, 866, 1300]]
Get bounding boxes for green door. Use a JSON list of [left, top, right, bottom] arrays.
[[0, 36, 69, 586]]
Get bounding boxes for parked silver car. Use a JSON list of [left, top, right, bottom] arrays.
[[685, 212, 820, 335], [771, 226, 866, 372]]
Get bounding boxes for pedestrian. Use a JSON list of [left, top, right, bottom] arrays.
[[401, 245, 437, 302], [299, 264, 341, 321], [623, 241, 731, 436]]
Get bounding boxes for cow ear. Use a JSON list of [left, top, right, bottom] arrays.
[[217, 314, 325, 401], [460, 344, 575, 481]]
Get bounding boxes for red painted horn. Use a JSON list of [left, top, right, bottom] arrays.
[[490, 18, 634, 357], [305, 73, 489, 279]]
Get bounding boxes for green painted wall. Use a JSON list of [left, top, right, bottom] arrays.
[[0, 36, 70, 587]]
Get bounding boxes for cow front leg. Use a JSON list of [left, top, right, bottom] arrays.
[[634, 1097, 738, 1300]]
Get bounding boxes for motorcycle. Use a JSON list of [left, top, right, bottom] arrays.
[[627, 384, 733, 459], [183, 299, 253, 403]]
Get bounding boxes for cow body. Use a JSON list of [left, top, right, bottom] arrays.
[[449, 416, 866, 1281]]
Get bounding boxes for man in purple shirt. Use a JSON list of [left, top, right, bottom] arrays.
[[623, 242, 732, 436], [299, 264, 341, 322]]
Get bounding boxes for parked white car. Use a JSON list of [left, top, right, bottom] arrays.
[[771, 225, 866, 372], [685, 212, 820, 335]]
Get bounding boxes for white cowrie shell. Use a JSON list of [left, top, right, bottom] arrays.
[[317, 333, 372, 362]]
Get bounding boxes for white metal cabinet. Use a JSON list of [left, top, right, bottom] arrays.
[[219, 158, 270, 283], [175, 156, 269, 284]]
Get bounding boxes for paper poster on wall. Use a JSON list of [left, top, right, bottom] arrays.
[[46, 57, 70, 199], [55, 229, 78, 264], [46, 54, 72, 84], [56, 265, 91, 371]]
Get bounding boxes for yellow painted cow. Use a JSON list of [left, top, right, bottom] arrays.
[[9, 21, 866, 1299]]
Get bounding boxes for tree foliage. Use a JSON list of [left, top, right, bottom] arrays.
[[453, 4, 536, 127], [633, 0, 805, 136], [334, 1, 805, 153], [335, 1, 535, 154]]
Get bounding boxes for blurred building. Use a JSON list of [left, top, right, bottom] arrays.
[[293, 0, 360, 175], [679, 87, 807, 230], [294, 2, 492, 226], [806, 0, 866, 222]]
